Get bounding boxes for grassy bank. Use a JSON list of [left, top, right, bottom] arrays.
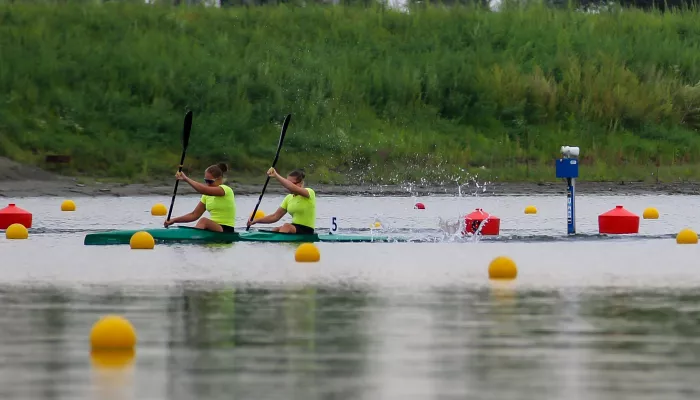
[[1, 2, 700, 185]]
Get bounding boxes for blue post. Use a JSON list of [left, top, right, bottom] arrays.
[[556, 146, 579, 235], [566, 177, 575, 235]]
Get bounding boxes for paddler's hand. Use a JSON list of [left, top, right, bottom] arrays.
[[246, 218, 256, 228], [164, 219, 175, 228], [175, 171, 188, 181], [267, 167, 278, 178]]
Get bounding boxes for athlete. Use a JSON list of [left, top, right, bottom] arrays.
[[164, 163, 237, 232], [247, 168, 315, 234]]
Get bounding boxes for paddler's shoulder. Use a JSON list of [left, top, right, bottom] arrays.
[[297, 188, 315, 201], [219, 184, 234, 196]]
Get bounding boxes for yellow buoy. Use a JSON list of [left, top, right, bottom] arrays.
[[61, 199, 76, 212], [89, 315, 137, 351], [5, 223, 28, 240], [676, 228, 698, 245], [130, 231, 155, 249], [295, 243, 320, 262], [251, 210, 266, 220], [524, 205, 537, 214], [488, 256, 518, 280], [643, 207, 659, 219], [151, 203, 167, 216], [372, 221, 381, 228]]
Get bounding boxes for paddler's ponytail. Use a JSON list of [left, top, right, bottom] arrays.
[[206, 162, 229, 179]]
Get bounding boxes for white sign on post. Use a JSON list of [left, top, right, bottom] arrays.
[[330, 217, 338, 234]]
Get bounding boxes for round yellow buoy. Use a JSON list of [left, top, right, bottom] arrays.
[[251, 210, 265, 220], [372, 221, 381, 228], [61, 199, 76, 212], [89, 315, 137, 351], [676, 228, 698, 245], [5, 223, 28, 240], [130, 231, 154, 249], [643, 207, 659, 219], [151, 203, 167, 216], [295, 243, 320, 262], [488, 256, 518, 280], [524, 205, 537, 214]]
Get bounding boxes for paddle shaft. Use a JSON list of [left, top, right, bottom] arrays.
[[166, 155, 187, 223], [166, 111, 193, 227], [248, 175, 272, 224], [247, 114, 291, 231]]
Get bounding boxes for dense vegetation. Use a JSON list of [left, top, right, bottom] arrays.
[[1, 2, 700, 184]]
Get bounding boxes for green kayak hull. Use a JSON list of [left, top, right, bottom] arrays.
[[83, 226, 395, 245]]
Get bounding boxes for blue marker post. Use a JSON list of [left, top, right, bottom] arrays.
[[555, 146, 580, 235]]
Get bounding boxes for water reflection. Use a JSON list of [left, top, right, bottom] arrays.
[[0, 283, 699, 399], [0, 285, 72, 400], [575, 290, 700, 397], [90, 350, 135, 400], [167, 284, 374, 400]]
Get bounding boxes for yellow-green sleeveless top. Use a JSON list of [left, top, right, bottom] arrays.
[[280, 188, 316, 228], [200, 184, 236, 227]]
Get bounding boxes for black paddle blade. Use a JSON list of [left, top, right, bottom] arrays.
[[182, 110, 193, 149], [275, 114, 292, 157]]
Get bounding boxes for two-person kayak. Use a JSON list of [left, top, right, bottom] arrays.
[[83, 162, 397, 245], [83, 226, 397, 245]]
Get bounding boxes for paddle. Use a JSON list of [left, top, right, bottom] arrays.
[[247, 113, 292, 231], [165, 110, 194, 228]]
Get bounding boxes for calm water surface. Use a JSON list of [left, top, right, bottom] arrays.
[[1, 193, 700, 400]]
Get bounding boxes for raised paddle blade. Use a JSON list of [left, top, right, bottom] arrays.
[[166, 110, 194, 226], [246, 113, 292, 231], [271, 114, 291, 166], [182, 110, 193, 149]]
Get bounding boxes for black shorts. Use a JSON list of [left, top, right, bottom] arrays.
[[292, 223, 315, 235], [220, 224, 235, 233]]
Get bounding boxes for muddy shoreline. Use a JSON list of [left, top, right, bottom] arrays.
[[2, 157, 700, 198], [3, 177, 700, 199]]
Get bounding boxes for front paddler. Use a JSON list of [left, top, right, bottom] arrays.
[[247, 168, 316, 234], [164, 162, 237, 232]]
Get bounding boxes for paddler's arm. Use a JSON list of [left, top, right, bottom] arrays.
[[247, 207, 286, 227], [176, 171, 225, 196], [164, 202, 205, 227], [268, 168, 309, 198]]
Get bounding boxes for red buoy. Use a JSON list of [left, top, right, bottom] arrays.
[[0, 203, 33, 229], [598, 205, 639, 234], [464, 208, 500, 236], [414, 202, 425, 210]]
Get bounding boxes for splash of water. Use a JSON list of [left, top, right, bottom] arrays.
[[451, 169, 493, 198], [433, 169, 494, 241]]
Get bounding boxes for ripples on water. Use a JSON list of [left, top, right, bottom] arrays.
[[1, 194, 700, 399], [2, 284, 700, 399]]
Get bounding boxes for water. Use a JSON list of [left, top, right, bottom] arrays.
[[1, 193, 700, 399]]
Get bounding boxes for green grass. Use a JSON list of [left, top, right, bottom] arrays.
[[1, 2, 700, 185]]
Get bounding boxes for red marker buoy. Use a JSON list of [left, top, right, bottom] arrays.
[[0, 203, 33, 230], [598, 205, 639, 234], [464, 208, 500, 236], [414, 202, 425, 210]]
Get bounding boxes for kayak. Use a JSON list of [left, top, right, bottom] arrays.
[[83, 226, 396, 246]]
